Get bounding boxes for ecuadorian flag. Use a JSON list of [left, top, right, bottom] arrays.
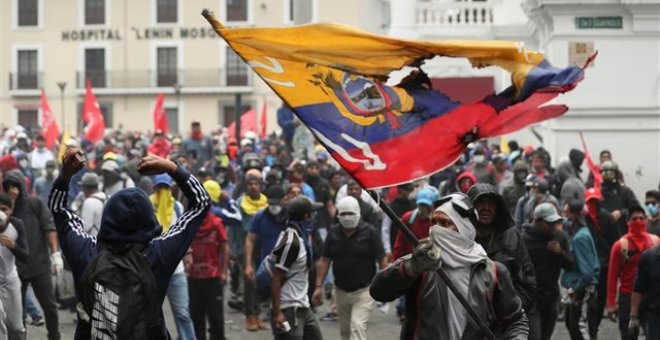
[[203, 10, 594, 189]]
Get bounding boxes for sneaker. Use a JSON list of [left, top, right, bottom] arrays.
[[31, 317, 45, 326], [319, 312, 338, 321]]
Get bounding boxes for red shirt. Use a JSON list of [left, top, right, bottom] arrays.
[[392, 210, 432, 260], [607, 234, 658, 307], [189, 212, 228, 279]]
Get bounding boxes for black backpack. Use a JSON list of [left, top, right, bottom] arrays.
[[78, 244, 165, 340]]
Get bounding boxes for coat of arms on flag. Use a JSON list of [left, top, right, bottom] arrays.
[[203, 10, 594, 189]]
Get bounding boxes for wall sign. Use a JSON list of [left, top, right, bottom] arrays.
[[575, 16, 623, 29], [61, 27, 217, 41]]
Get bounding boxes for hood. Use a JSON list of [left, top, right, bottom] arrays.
[[0, 154, 19, 173], [466, 183, 515, 230], [2, 170, 28, 202], [455, 171, 478, 192], [97, 187, 162, 245], [556, 160, 577, 183]]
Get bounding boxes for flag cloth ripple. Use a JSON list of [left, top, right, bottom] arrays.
[[203, 10, 594, 189]]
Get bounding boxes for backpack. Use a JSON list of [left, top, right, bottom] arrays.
[[78, 245, 164, 339], [621, 234, 660, 262]]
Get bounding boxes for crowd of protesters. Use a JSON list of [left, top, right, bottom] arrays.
[[0, 104, 659, 340]]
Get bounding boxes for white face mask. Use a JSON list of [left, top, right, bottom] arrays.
[[474, 155, 486, 164], [338, 214, 360, 229], [0, 210, 7, 227], [268, 205, 282, 215]]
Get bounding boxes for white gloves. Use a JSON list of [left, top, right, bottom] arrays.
[[51, 251, 64, 275]]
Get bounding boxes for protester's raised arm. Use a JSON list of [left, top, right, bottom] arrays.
[[49, 155, 96, 276]]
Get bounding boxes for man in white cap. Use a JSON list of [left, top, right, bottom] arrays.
[[370, 193, 528, 340], [101, 159, 134, 198], [78, 172, 106, 237], [313, 196, 386, 340]]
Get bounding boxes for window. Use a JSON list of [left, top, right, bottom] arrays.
[[226, 48, 248, 86], [157, 47, 177, 87], [77, 102, 113, 131], [18, 109, 39, 129], [85, 0, 105, 25], [17, 50, 38, 89], [220, 103, 251, 127], [18, 0, 38, 27], [289, 0, 312, 24], [166, 107, 179, 134], [85, 48, 106, 87], [157, 0, 177, 23], [227, 0, 247, 22]]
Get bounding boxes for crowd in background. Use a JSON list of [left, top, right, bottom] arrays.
[[0, 103, 660, 340]]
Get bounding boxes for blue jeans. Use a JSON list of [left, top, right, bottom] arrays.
[[24, 287, 42, 320], [167, 273, 196, 340]]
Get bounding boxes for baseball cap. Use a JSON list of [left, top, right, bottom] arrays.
[[152, 174, 174, 188], [80, 172, 100, 187], [416, 187, 439, 207], [101, 160, 120, 173], [585, 187, 602, 202], [533, 203, 564, 223], [265, 185, 285, 205]]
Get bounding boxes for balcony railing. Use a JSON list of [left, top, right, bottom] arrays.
[[417, 0, 493, 27], [75, 69, 253, 89], [9, 72, 43, 90]]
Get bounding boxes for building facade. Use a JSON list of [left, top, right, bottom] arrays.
[[386, 0, 660, 200], [0, 0, 387, 136]]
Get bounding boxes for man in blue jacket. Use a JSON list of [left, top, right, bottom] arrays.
[[560, 199, 600, 340], [49, 148, 210, 339]]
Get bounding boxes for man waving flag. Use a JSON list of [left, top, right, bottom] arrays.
[[203, 10, 594, 189]]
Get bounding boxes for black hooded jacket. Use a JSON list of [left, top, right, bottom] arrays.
[[2, 170, 55, 278], [467, 183, 537, 311]]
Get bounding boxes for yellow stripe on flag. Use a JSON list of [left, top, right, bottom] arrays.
[[500, 135, 510, 154], [57, 128, 70, 164]]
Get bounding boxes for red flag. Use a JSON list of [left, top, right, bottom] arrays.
[[152, 93, 168, 133], [84, 80, 106, 142], [580, 132, 602, 190], [40, 89, 60, 149], [259, 99, 267, 138], [228, 108, 256, 140]]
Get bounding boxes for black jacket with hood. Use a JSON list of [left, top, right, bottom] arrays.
[[2, 170, 55, 278], [371, 257, 528, 340], [467, 183, 537, 311], [48, 166, 210, 340]]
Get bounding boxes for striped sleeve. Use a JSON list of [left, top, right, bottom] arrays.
[[271, 229, 301, 272], [49, 177, 96, 243], [48, 176, 96, 277]]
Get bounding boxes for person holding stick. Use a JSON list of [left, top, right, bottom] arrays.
[[369, 193, 528, 340]]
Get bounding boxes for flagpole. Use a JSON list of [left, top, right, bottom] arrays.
[[57, 82, 67, 131], [366, 190, 500, 340]]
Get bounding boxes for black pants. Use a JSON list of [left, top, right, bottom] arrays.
[[529, 299, 559, 340], [617, 293, 645, 340], [273, 307, 323, 340], [565, 291, 598, 340], [188, 278, 226, 340], [594, 266, 608, 329], [20, 272, 60, 340]]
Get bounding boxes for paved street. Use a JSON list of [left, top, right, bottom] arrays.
[[27, 296, 627, 339]]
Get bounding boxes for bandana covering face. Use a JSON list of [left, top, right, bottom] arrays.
[[626, 219, 649, 252], [430, 201, 488, 269], [430, 197, 488, 340], [150, 189, 174, 233], [240, 193, 268, 216]]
